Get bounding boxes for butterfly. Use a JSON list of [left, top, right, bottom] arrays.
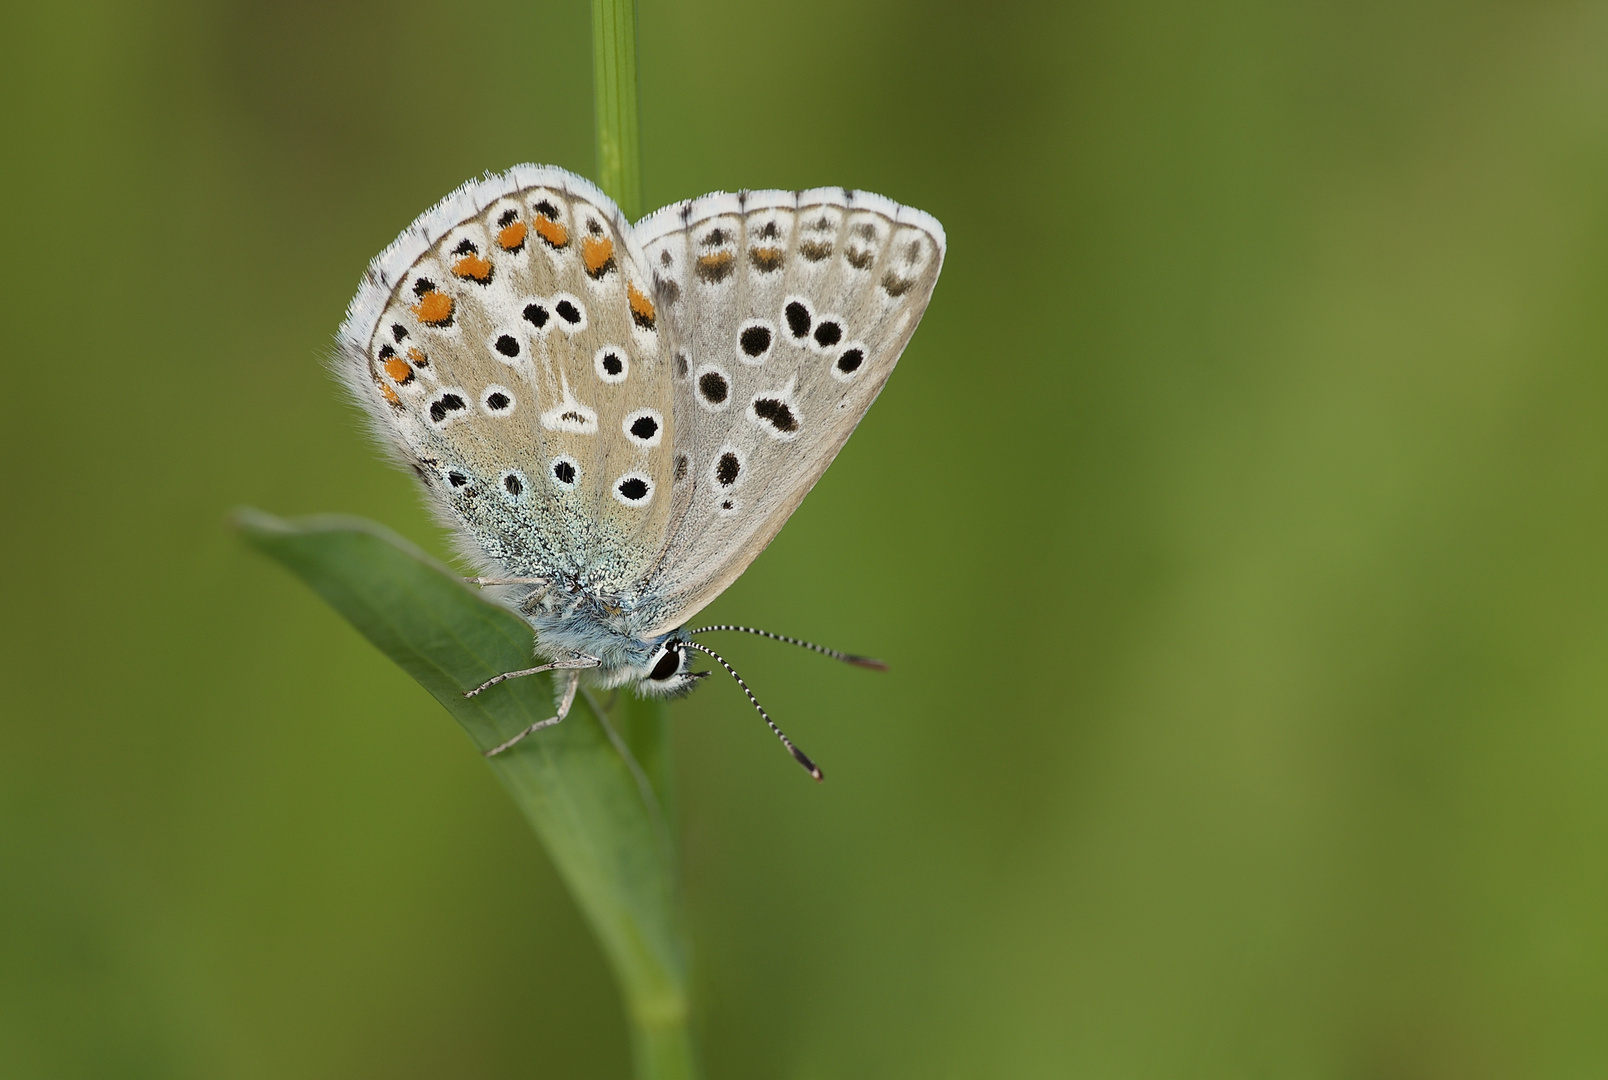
[[336, 165, 944, 779]]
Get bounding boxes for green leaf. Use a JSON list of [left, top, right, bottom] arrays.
[[234, 509, 696, 1079]]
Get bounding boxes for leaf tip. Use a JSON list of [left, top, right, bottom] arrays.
[[228, 505, 285, 537]]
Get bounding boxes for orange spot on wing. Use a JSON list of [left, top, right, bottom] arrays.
[[749, 246, 784, 272], [406, 346, 430, 368], [695, 250, 735, 282], [496, 221, 527, 250], [379, 382, 401, 406], [581, 235, 614, 276], [412, 290, 454, 326], [451, 254, 492, 282], [383, 356, 413, 383], [534, 216, 569, 248], [627, 281, 656, 328]]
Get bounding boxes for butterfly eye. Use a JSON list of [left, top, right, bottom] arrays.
[[648, 644, 681, 681]]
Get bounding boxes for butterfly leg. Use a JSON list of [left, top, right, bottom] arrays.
[[464, 654, 599, 698], [462, 576, 555, 617], [482, 667, 585, 757]]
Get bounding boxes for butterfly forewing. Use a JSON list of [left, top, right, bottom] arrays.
[[634, 187, 945, 635], [336, 167, 677, 594]]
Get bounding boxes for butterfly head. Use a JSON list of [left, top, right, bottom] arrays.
[[633, 636, 707, 698]]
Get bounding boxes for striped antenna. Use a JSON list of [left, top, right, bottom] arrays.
[[686, 625, 887, 670], [684, 641, 823, 782]]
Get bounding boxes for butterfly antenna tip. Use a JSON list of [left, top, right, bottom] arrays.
[[687, 625, 886, 671], [686, 641, 824, 782]]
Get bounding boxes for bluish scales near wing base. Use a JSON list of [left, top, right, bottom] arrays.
[[336, 164, 944, 769]]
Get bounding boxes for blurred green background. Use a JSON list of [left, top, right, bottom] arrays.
[[4, 0, 1608, 1076]]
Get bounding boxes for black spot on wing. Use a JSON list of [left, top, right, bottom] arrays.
[[698, 372, 728, 404], [740, 325, 772, 357], [753, 397, 797, 433], [785, 301, 811, 338]]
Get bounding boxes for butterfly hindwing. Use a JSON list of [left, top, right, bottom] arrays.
[[634, 187, 945, 635], [336, 166, 677, 593]]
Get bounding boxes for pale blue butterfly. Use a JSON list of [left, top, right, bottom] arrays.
[[337, 165, 944, 778]]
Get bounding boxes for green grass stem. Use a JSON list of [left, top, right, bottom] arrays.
[[586, 5, 696, 1075], [592, 0, 643, 220]]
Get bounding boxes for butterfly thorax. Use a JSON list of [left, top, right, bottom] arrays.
[[513, 575, 668, 685]]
